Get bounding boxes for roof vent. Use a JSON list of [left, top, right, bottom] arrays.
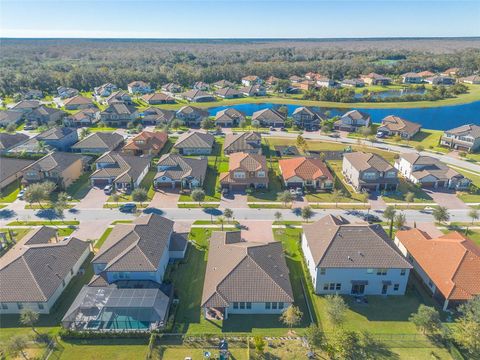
[[348, 256, 353, 261], [46, 264, 52, 270], [358, 251, 364, 257]]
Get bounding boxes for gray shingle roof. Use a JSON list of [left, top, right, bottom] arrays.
[[398, 153, 463, 181], [101, 102, 137, 116], [72, 132, 124, 151], [445, 124, 480, 139], [91, 151, 150, 184], [0, 132, 29, 150], [155, 154, 207, 182], [0, 156, 35, 183], [303, 215, 412, 269], [38, 127, 76, 141], [92, 214, 173, 272], [223, 132, 261, 153], [201, 231, 294, 308], [0, 110, 24, 126], [251, 108, 285, 124], [25, 152, 84, 173], [344, 152, 394, 172], [174, 131, 214, 149], [0, 227, 89, 303]]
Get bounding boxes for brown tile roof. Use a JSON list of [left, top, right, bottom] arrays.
[[201, 231, 294, 308], [251, 108, 285, 124], [445, 124, 480, 139], [219, 152, 268, 186], [0, 132, 29, 150], [142, 107, 175, 123], [279, 157, 333, 182], [174, 131, 214, 149], [380, 115, 421, 135], [344, 152, 394, 172], [0, 156, 35, 183], [37, 127, 76, 141], [223, 131, 261, 153], [396, 229, 480, 301], [25, 152, 84, 173], [123, 131, 168, 152], [64, 95, 92, 106], [214, 87, 242, 97], [303, 215, 411, 269], [397, 153, 464, 181], [417, 71, 435, 77], [155, 154, 207, 182], [91, 151, 150, 184]]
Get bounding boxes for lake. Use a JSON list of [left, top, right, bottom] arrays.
[[208, 101, 480, 130]]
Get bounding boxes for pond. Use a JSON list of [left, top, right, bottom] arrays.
[[208, 101, 480, 130]]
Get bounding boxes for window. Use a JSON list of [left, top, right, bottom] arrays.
[[367, 268, 373, 274], [323, 283, 329, 291], [38, 303, 44, 310], [272, 302, 278, 310], [246, 302, 252, 309], [265, 302, 271, 309], [320, 268, 326, 275], [17, 303, 24, 310], [240, 302, 245, 309], [363, 172, 377, 180], [233, 302, 239, 309], [376, 269, 387, 276], [394, 284, 400, 291], [400, 269, 406, 276], [1, 303, 7, 310], [336, 283, 342, 291], [329, 283, 336, 290], [234, 171, 246, 179], [278, 302, 284, 309], [257, 171, 265, 178]]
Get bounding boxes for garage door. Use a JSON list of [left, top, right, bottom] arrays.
[[230, 184, 247, 191], [287, 182, 303, 189], [421, 182, 435, 188], [92, 179, 110, 188]]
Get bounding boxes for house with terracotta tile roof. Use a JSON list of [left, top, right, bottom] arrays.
[[417, 71, 435, 78], [122, 131, 168, 156], [279, 157, 333, 190], [441, 68, 461, 77], [241, 75, 262, 87], [220, 152, 268, 191], [394, 230, 480, 310], [360, 72, 391, 85]]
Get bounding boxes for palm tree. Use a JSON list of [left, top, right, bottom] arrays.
[[217, 216, 226, 231], [223, 208, 233, 223], [432, 206, 450, 225], [331, 189, 343, 208], [20, 309, 39, 335], [394, 213, 407, 231], [274, 211, 282, 222], [383, 206, 397, 238]]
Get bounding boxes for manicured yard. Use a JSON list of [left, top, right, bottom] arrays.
[[247, 161, 284, 202], [456, 166, 480, 202], [161, 346, 248, 360], [7, 220, 80, 226], [0, 179, 21, 202], [95, 227, 113, 250], [66, 171, 93, 200], [107, 168, 157, 203], [58, 339, 148, 360], [381, 178, 434, 203]]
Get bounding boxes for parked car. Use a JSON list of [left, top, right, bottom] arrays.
[[269, 127, 276, 131], [119, 203, 137, 213], [221, 188, 229, 196], [422, 206, 435, 213], [295, 187, 303, 196], [376, 131, 386, 138], [289, 188, 297, 196], [363, 213, 381, 223], [103, 184, 113, 195], [17, 189, 25, 200]]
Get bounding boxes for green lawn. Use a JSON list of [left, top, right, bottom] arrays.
[[107, 168, 157, 203], [382, 178, 434, 203], [58, 339, 148, 360], [247, 161, 284, 202], [456, 167, 480, 202], [7, 220, 80, 226], [66, 171, 93, 200], [94, 227, 113, 250], [466, 229, 480, 246], [161, 346, 248, 360], [0, 179, 21, 202]]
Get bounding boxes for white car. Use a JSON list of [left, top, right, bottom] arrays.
[[17, 189, 26, 200], [423, 206, 435, 213]]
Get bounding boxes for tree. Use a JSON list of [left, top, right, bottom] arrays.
[[394, 212, 406, 230], [217, 215, 225, 231], [304, 324, 325, 351], [280, 305, 302, 328], [80, 127, 90, 139], [7, 335, 28, 360], [223, 208, 233, 223], [432, 206, 450, 224], [251, 119, 260, 130], [274, 211, 282, 222], [53, 191, 69, 221], [405, 191, 415, 209], [5, 123, 16, 133], [277, 190, 293, 207], [415, 144, 425, 152], [301, 206, 313, 223], [453, 296, 480, 356], [191, 188, 205, 206], [131, 188, 148, 206], [325, 294, 348, 326], [296, 135, 307, 151], [253, 336, 265, 356], [20, 308, 39, 335], [360, 126, 372, 139], [200, 118, 215, 130], [331, 189, 343, 208], [328, 329, 363, 360], [383, 205, 396, 238], [171, 119, 182, 129], [409, 305, 442, 335], [468, 208, 479, 224], [360, 190, 369, 208], [239, 119, 247, 129], [23, 181, 56, 209]]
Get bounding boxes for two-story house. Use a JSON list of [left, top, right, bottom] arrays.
[[94, 83, 117, 97], [175, 106, 209, 126], [104, 90, 133, 105], [215, 108, 246, 127], [22, 152, 86, 189], [63, 108, 99, 127], [37, 127, 79, 151], [334, 110, 371, 132], [395, 153, 471, 190], [154, 154, 207, 189], [440, 124, 480, 152], [220, 152, 268, 191], [71, 132, 124, 154], [223, 132, 261, 155], [251, 108, 285, 128], [122, 130, 168, 156], [343, 152, 399, 192], [57, 86, 79, 99], [127, 81, 152, 94], [25, 105, 65, 126], [302, 215, 412, 296], [141, 107, 176, 126], [173, 131, 214, 155], [239, 85, 267, 97], [241, 75, 262, 87], [292, 107, 325, 130], [279, 157, 333, 190], [99, 102, 138, 127]]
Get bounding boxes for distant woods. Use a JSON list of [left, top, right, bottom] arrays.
[[0, 39, 479, 96]]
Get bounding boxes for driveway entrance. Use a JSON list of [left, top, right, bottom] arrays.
[[425, 189, 469, 210], [150, 189, 180, 208], [76, 187, 108, 209], [220, 191, 248, 208]]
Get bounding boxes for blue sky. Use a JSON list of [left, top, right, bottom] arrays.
[[1, 0, 479, 38]]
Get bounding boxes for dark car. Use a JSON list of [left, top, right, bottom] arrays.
[[119, 203, 137, 213], [363, 213, 381, 223]]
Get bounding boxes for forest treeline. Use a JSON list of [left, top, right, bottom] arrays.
[[0, 39, 479, 96]]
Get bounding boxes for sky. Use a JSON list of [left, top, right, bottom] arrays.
[[1, 0, 479, 38]]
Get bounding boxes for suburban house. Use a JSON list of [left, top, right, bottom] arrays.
[[292, 107, 325, 130], [154, 154, 207, 189], [343, 152, 399, 192], [10, 100, 41, 113], [215, 108, 246, 127], [94, 83, 117, 97], [214, 87, 243, 99], [441, 68, 460, 77], [22, 152, 86, 188], [334, 110, 371, 132], [141, 93, 176, 105], [395, 153, 471, 190], [0, 132, 29, 154], [25, 105, 65, 125], [63, 108, 99, 127], [100, 102, 138, 127], [251, 108, 285, 127], [127, 81, 152, 94], [201, 231, 294, 320], [401, 72, 423, 84], [395, 229, 479, 310], [141, 107, 175, 126], [63, 95, 95, 111], [104, 90, 132, 105], [289, 75, 303, 83], [22, 89, 43, 100], [302, 215, 411, 296], [424, 76, 455, 85], [417, 71, 435, 78], [122, 131, 168, 156], [223, 131, 262, 155], [180, 90, 215, 103], [193, 81, 209, 91], [161, 83, 182, 94], [219, 152, 268, 191], [239, 85, 266, 97], [173, 131, 214, 155], [36, 127, 79, 151], [57, 86, 79, 99], [460, 75, 480, 84], [175, 106, 209, 126], [213, 80, 235, 89], [62, 214, 187, 331], [292, 80, 316, 91], [0, 157, 35, 190], [0, 110, 24, 128], [241, 75, 262, 86], [266, 76, 280, 85], [360, 73, 392, 85], [90, 151, 150, 191], [341, 79, 365, 88], [0, 226, 90, 314], [7, 136, 53, 155], [377, 115, 421, 139], [440, 124, 480, 152], [71, 132, 124, 154], [316, 76, 335, 88], [279, 157, 333, 190]]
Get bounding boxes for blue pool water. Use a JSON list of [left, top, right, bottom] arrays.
[[208, 101, 480, 130]]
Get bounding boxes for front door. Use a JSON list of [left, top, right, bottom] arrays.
[[351, 284, 365, 295], [381, 284, 388, 295]]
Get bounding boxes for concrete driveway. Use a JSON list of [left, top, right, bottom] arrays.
[[425, 189, 469, 210], [221, 191, 248, 208], [238, 220, 274, 243], [151, 189, 180, 208], [75, 187, 108, 209]]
